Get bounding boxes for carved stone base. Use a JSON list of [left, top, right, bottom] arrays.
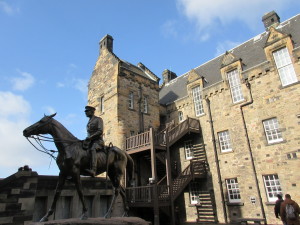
[[29, 217, 150, 225]]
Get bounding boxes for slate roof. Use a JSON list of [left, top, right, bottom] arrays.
[[159, 13, 300, 105], [120, 60, 159, 83]]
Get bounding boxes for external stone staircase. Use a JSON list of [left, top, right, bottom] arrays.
[[196, 191, 217, 223]]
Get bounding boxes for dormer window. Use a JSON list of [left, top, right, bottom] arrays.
[[227, 69, 244, 103], [273, 47, 297, 86], [192, 86, 204, 116]]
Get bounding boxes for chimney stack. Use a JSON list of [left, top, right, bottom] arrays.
[[99, 34, 113, 54], [162, 69, 177, 84], [262, 11, 280, 30]]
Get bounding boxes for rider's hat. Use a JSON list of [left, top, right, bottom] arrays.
[[85, 105, 96, 112]]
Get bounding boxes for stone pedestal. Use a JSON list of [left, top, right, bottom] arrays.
[[28, 217, 150, 225]]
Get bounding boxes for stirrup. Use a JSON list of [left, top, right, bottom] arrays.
[[85, 169, 95, 177]]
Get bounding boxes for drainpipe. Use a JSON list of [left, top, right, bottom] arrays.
[[138, 84, 144, 133], [205, 98, 228, 224], [240, 80, 267, 224]]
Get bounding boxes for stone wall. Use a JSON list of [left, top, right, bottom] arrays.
[[163, 46, 300, 224], [0, 166, 38, 225], [0, 167, 120, 225]]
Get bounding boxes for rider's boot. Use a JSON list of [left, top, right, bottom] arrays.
[[85, 149, 96, 177]]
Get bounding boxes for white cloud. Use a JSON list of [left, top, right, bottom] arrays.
[[161, 20, 178, 38], [11, 70, 35, 91], [56, 82, 65, 88], [0, 1, 13, 15], [215, 40, 241, 57], [0, 91, 52, 177], [0, 1, 19, 15], [177, 0, 299, 35], [43, 106, 56, 115], [0, 91, 30, 118], [73, 78, 88, 94]]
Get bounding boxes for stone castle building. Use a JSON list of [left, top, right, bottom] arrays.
[[88, 10, 300, 225]]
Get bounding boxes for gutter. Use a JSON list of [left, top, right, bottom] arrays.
[[240, 80, 267, 224], [205, 98, 228, 224]]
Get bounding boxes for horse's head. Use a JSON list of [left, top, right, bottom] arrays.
[[23, 113, 57, 137]]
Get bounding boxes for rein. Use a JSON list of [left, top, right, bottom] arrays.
[[26, 135, 57, 160], [26, 135, 80, 160]]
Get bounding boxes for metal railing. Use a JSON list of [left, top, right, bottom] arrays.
[[126, 185, 170, 204]]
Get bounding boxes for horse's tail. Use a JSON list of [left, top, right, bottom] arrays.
[[125, 151, 134, 186]]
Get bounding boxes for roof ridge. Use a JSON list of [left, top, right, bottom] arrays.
[[178, 13, 300, 79]]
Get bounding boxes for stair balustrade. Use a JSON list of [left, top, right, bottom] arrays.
[[125, 117, 201, 152]]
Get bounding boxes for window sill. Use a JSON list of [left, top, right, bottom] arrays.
[[226, 202, 244, 206], [195, 113, 206, 118], [279, 80, 300, 89], [220, 150, 233, 155], [230, 98, 246, 107], [128, 108, 136, 112], [265, 140, 286, 146]]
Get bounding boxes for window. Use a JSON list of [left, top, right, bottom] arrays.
[[100, 96, 104, 113], [227, 69, 244, 103], [178, 111, 183, 122], [263, 118, 283, 144], [143, 96, 148, 113], [218, 130, 232, 152], [273, 47, 297, 86], [192, 86, 204, 116], [184, 140, 193, 159], [128, 92, 134, 109], [263, 174, 282, 202], [189, 182, 201, 204], [225, 178, 241, 203]]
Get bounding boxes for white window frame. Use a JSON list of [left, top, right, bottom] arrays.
[[225, 178, 241, 203], [192, 86, 204, 116], [100, 96, 104, 113], [184, 140, 193, 160], [263, 174, 282, 202], [178, 111, 184, 122], [143, 96, 148, 113], [273, 47, 297, 86], [128, 92, 134, 109], [218, 130, 232, 153], [227, 69, 244, 103], [263, 118, 283, 144], [189, 182, 201, 204]]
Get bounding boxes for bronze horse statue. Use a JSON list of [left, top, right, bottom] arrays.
[[23, 113, 134, 221]]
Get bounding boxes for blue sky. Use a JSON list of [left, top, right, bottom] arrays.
[[0, 0, 299, 178]]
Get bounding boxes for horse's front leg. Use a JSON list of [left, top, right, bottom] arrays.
[[74, 173, 88, 220], [40, 173, 66, 222]]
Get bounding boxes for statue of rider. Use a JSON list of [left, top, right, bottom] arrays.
[[84, 105, 104, 177]]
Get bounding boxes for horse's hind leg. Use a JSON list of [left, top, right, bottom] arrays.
[[120, 185, 129, 217], [40, 173, 65, 222], [105, 186, 119, 218], [74, 173, 88, 220]]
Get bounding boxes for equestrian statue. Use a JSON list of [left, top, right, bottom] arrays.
[[23, 107, 134, 222]]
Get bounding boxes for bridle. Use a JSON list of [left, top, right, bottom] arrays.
[[25, 116, 79, 160]]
